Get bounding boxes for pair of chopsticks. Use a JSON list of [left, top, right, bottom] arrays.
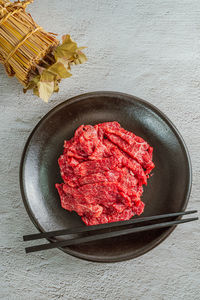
[[23, 210, 198, 254]]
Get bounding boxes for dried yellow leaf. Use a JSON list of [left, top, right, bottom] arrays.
[[57, 57, 70, 69], [40, 69, 55, 82], [23, 75, 40, 93], [54, 80, 59, 93], [48, 62, 72, 79], [73, 51, 87, 65], [54, 35, 78, 60], [33, 86, 39, 97], [38, 81, 54, 102]]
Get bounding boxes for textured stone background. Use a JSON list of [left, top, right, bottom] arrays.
[[0, 0, 200, 299]]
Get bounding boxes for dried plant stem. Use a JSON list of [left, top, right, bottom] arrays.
[[0, 0, 59, 86]]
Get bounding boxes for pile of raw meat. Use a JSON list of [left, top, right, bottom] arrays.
[[56, 122, 155, 225]]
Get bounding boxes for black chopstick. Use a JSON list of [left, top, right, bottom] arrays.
[[25, 216, 198, 254], [23, 210, 197, 241]]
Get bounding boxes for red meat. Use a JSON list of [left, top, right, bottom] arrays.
[[56, 122, 155, 225]]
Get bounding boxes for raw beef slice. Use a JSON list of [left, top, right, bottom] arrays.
[[56, 122, 155, 225]]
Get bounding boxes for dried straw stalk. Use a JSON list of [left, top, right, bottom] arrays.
[[0, 0, 59, 86]]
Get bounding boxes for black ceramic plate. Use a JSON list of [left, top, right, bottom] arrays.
[[20, 92, 192, 262]]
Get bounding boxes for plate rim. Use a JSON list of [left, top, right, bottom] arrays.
[[20, 91, 192, 262]]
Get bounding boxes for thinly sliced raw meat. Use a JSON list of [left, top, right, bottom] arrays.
[[56, 122, 155, 225]]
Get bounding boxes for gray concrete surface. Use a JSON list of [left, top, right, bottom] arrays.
[[0, 0, 200, 299]]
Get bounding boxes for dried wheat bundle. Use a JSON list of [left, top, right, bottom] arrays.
[[0, 0, 87, 102]]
